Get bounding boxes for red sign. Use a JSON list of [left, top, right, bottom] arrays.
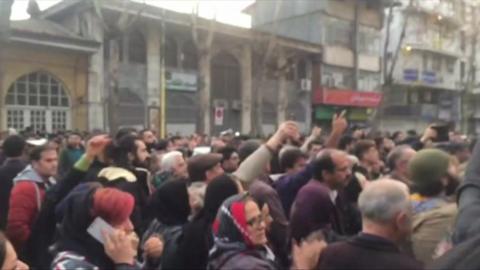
[[214, 107, 224, 126], [313, 88, 383, 108]]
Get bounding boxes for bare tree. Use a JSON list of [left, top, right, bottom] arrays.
[[250, 0, 285, 137], [371, 0, 411, 131], [191, 4, 216, 135], [92, 0, 145, 133], [0, 0, 14, 42]]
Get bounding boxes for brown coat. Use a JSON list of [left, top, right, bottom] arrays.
[[412, 202, 457, 265]]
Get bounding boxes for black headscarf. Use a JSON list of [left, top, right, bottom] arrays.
[[174, 175, 239, 269], [147, 180, 190, 226], [54, 183, 115, 269]]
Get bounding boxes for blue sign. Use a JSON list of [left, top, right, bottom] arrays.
[[403, 69, 418, 81], [422, 71, 437, 84]]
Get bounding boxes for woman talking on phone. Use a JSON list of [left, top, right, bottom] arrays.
[[51, 183, 143, 270]]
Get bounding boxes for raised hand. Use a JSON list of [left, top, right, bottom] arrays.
[[292, 239, 327, 270], [267, 121, 300, 150], [331, 110, 348, 134], [104, 230, 137, 265], [310, 126, 322, 139], [86, 135, 111, 160]]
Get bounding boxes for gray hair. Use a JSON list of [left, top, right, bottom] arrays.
[[161, 151, 183, 171], [358, 179, 410, 223], [386, 145, 413, 171]]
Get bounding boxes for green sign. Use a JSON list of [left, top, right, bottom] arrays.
[[166, 71, 197, 91]]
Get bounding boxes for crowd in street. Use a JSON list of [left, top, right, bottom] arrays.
[[0, 113, 479, 270]]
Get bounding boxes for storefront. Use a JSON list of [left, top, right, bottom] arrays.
[[312, 87, 382, 128]]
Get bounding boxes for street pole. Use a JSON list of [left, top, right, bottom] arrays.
[[160, 9, 166, 138]]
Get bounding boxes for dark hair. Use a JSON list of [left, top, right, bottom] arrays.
[[2, 135, 26, 158], [280, 148, 307, 172], [0, 232, 6, 268], [154, 139, 169, 151], [216, 146, 237, 162], [29, 145, 57, 161], [312, 150, 336, 181], [105, 135, 139, 169], [353, 140, 376, 160], [238, 140, 261, 163], [115, 127, 138, 140], [339, 135, 356, 151], [68, 132, 82, 139], [308, 139, 324, 151], [413, 178, 445, 197], [170, 136, 182, 143]]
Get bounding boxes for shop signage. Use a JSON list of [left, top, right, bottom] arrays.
[[166, 70, 197, 91], [313, 88, 383, 108]]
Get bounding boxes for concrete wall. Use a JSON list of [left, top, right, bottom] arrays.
[[323, 46, 381, 72], [1, 43, 89, 131]]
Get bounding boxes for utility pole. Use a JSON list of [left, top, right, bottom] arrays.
[[160, 8, 166, 138]]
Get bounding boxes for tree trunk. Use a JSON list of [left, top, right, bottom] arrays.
[[197, 51, 211, 135], [108, 39, 120, 134]]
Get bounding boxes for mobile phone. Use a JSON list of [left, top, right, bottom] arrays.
[[431, 124, 450, 143], [87, 217, 115, 244]]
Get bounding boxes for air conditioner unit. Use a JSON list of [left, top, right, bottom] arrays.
[[213, 99, 228, 109], [300, 79, 312, 91], [231, 100, 242, 111], [332, 73, 345, 88]]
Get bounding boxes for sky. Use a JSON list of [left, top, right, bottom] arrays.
[[10, 0, 254, 28]]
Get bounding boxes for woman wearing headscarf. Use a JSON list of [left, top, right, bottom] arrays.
[[141, 180, 191, 269], [51, 183, 140, 270], [175, 175, 240, 269], [208, 193, 277, 270]]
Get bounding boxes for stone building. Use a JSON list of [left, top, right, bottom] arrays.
[[0, 14, 98, 133], [11, 0, 320, 136]]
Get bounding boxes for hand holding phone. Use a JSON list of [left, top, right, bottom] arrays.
[[87, 217, 115, 245]]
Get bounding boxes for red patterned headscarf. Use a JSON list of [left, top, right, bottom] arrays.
[[212, 193, 254, 246]]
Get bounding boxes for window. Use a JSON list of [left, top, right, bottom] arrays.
[[324, 17, 351, 47], [6, 71, 70, 132], [128, 31, 146, 64], [165, 37, 178, 68], [182, 40, 197, 70], [447, 59, 455, 74]]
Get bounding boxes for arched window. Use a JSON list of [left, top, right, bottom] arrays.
[[128, 30, 146, 64], [181, 40, 197, 70], [165, 37, 178, 68], [6, 71, 70, 132]]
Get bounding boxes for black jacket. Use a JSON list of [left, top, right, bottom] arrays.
[[453, 140, 480, 244], [317, 233, 422, 270], [0, 158, 26, 230]]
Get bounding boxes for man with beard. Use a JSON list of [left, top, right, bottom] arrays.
[[140, 129, 157, 153], [96, 134, 151, 235]]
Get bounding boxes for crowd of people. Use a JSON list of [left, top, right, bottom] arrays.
[[0, 113, 478, 269]]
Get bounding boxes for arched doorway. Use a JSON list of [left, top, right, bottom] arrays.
[[211, 52, 241, 135], [5, 71, 70, 133]]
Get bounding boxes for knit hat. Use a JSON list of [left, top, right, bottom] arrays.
[[409, 149, 450, 194]]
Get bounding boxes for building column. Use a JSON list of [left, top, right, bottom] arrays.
[[86, 11, 105, 131], [240, 45, 252, 134], [277, 53, 288, 126], [146, 23, 161, 133]]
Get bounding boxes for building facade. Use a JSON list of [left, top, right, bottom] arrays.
[[246, 0, 386, 128], [381, 0, 464, 132], [0, 16, 98, 133], [31, 0, 321, 136]]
